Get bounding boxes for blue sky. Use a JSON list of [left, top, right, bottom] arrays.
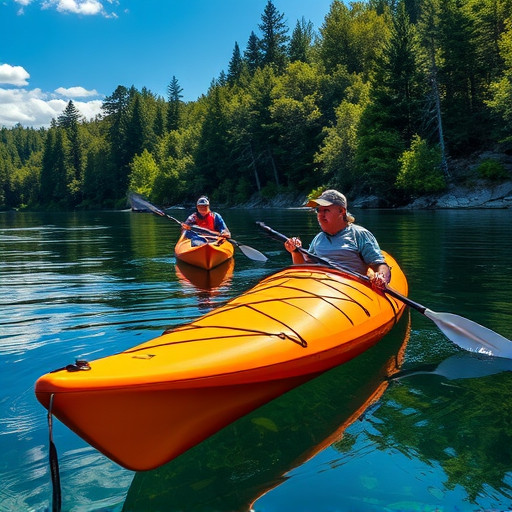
[[0, 0, 334, 129]]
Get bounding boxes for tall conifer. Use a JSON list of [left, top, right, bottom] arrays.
[[258, 0, 289, 71], [167, 76, 183, 132]]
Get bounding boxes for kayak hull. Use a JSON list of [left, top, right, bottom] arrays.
[[174, 233, 234, 270], [35, 253, 407, 471]]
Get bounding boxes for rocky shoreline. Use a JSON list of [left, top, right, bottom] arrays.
[[246, 152, 512, 210], [352, 180, 512, 209], [243, 179, 512, 210]]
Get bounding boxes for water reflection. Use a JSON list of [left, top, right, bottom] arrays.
[[391, 351, 512, 381], [122, 315, 411, 512], [175, 258, 235, 311], [373, 357, 512, 508]]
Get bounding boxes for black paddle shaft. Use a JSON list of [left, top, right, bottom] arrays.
[[255, 221, 427, 314]]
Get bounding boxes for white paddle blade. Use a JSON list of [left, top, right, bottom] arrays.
[[238, 244, 268, 262], [424, 309, 512, 359]]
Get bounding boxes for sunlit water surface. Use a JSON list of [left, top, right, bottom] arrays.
[[1, 208, 511, 512]]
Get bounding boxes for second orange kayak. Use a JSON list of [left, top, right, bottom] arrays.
[[174, 232, 234, 270]]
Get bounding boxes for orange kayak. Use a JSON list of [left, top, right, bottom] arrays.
[[34, 253, 407, 471], [174, 232, 234, 270]]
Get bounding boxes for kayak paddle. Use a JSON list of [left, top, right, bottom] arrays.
[[129, 193, 268, 262], [256, 221, 512, 359]]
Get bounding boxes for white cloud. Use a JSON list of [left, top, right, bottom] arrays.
[[0, 64, 30, 86], [41, 0, 106, 16], [13, 0, 33, 13], [0, 61, 104, 128], [55, 86, 100, 97], [0, 87, 103, 128], [15, 0, 119, 18], [73, 98, 104, 120]]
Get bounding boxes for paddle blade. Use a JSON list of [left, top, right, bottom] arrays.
[[424, 309, 512, 359], [129, 193, 165, 216], [236, 243, 268, 262]]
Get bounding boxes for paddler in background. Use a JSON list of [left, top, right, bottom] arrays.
[[284, 189, 391, 289], [183, 196, 231, 244]]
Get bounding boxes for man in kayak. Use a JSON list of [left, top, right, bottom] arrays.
[[183, 196, 231, 244], [284, 189, 391, 289]]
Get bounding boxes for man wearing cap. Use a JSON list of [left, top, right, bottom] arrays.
[[284, 189, 391, 288], [184, 196, 231, 239]]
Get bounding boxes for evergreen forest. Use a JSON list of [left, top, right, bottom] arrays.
[[2, 0, 512, 211]]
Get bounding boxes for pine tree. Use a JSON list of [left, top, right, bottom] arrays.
[[153, 98, 167, 137], [102, 85, 130, 118], [125, 94, 153, 160], [288, 17, 315, 63], [227, 42, 244, 83], [244, 31, 262, 73], [167, 76, 183, 132], [466, 0, 512, 81], [486, 18, 512, 144], [57, 100, 82, 128], [258, 0, 289, 71], [57, 100, 84, 203], [52, 128, 72, 206], [40, 124, 57, 204], [102, 85, 131, 200], [193, 85, 234, 196]]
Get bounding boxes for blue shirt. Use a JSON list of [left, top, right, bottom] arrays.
[[308, 224, 385, 275]]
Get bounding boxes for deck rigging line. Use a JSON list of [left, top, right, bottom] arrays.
[[125, 269, 396, 353]]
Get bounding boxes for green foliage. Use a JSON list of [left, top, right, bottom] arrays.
[[486, 19, 512, 143], [227, 42, 244, 84], [289, 17, 315, 63], [396, 134, 445, 194], [128, 149, 159, 198], [437, 0, 493, 153], [319, 1, 391, 77], [259, 181, 287, 200], [233, 176, 253, 204], [356, 113, 405, 195], [315, 75, 370, 188], [306, 185, 328, 204], [152, 158, 188, 206], [476, 159, 509, 181]]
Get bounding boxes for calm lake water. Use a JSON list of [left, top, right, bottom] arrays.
[[1, 207, 512, 512]]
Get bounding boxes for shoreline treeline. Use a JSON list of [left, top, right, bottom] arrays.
[[1, 0, 512, 211]]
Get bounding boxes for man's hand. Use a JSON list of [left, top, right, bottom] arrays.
[[284, 237, 302, 253]]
